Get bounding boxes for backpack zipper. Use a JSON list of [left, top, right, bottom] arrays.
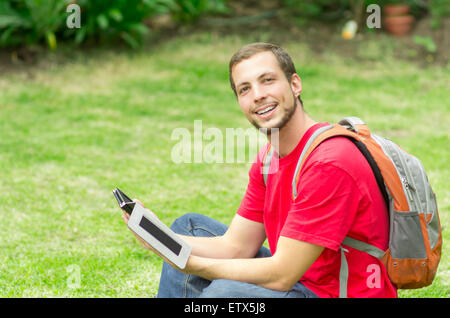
[[394, 149, 421, 213], [401, 176, 418, 211], [416, 156, 434, 221], [372, 134, 426, 214], [375, 134, 420, 212]]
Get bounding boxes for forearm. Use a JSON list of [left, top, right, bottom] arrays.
[[182, 237, 325, 292], [178, 234, 242, 259], [185, 254, 288, 291]]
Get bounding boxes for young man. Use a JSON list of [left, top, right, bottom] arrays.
[[122, 43, 397, 298]]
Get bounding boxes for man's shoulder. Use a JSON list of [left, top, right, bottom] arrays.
[[311, 135, 360, 158], [254, 142, 272, 165], [305, 136, 369, 176]]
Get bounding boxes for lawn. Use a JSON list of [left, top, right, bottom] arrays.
[[0, 32, 448, 297]]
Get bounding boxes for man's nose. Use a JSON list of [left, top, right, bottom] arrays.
[[252, 84, 267, 103]]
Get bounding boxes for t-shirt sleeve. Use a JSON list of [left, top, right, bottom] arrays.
[[236, 148, 267, 223], [281, 160, 363, 251]]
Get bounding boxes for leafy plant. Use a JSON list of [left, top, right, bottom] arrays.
[[282, 0, 351, 23], [413, 35, 437, 53], [0, 0, 230, 49], [0, 0, 69, 49], [169, 0, 230, 23], [69, 0, 170, 48], [428, 0, 450, 29]]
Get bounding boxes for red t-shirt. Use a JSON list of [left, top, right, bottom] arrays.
[[237, 123, 397, 298]]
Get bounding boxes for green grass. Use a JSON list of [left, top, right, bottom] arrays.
[[0, 32, 448, 297]]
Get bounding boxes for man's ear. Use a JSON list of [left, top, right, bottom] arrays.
[[290, 73, 302, 98]]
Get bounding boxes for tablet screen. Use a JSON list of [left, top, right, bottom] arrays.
[[139, 216, 182, 256]]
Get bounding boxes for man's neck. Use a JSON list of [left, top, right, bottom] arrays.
[[268, 108, 317, 158]]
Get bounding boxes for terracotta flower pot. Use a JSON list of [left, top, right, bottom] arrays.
[[383, 4, 414, 36], [384, 4, 410, 16], [384, 15, 415, 36]]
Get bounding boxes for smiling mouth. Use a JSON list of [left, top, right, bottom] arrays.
[[255, 103, 277, 116]]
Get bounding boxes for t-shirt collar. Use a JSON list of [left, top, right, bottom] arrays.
[[274, 122, 330, 167]]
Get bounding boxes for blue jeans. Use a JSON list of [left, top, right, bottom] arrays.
[[156, 213, 318, 298]]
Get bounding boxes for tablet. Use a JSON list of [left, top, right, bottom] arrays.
[[113, 188, 134, 214], [113, 188, 192, 269]]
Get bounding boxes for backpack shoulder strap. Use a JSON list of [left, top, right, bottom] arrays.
[[291, 118, 392, 210], [262, 144, 274, 186], [291, 123, 357, 199], [338, 116, 370, 136], [263, 118, 365, 187], [342, 236, 385, 259], [263, 124, 357, 188]]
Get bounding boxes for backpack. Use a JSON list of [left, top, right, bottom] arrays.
[[261, 117, 442, 297]]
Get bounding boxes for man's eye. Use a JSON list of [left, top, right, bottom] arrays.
[[239, 87, 249, 94], [264, 78, 274, 82]]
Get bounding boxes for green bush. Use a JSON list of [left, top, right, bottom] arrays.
[[68, 0, 169, 48], [281, 0, 436, 24], [428, 0, 450, 28], [0, 0, 68, 49], [169, 0, 230, 23], [0, 0, 163, 48], [282, 0, 350, 23], [0, 0, 229, 49]]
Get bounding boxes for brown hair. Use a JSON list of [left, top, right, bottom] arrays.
[[229, 42, 303, 106]]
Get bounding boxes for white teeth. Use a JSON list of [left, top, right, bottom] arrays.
[[256, 105, 276, 115]]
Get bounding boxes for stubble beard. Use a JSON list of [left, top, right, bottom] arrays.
[[249, 92, 298, 137]]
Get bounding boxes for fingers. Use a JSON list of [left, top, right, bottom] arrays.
[[132, 231, 155, 252], [121, 209, 180, 271], [122, 209, 130, 219], [132, 199, 158, 219], [133, 198, 144, 207]]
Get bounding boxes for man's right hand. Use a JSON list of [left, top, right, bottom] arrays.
[[121, 199, 159, 252], [121, 200, 187, 271]]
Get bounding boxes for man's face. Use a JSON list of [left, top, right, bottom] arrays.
[[231, 51, 302, 131]]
